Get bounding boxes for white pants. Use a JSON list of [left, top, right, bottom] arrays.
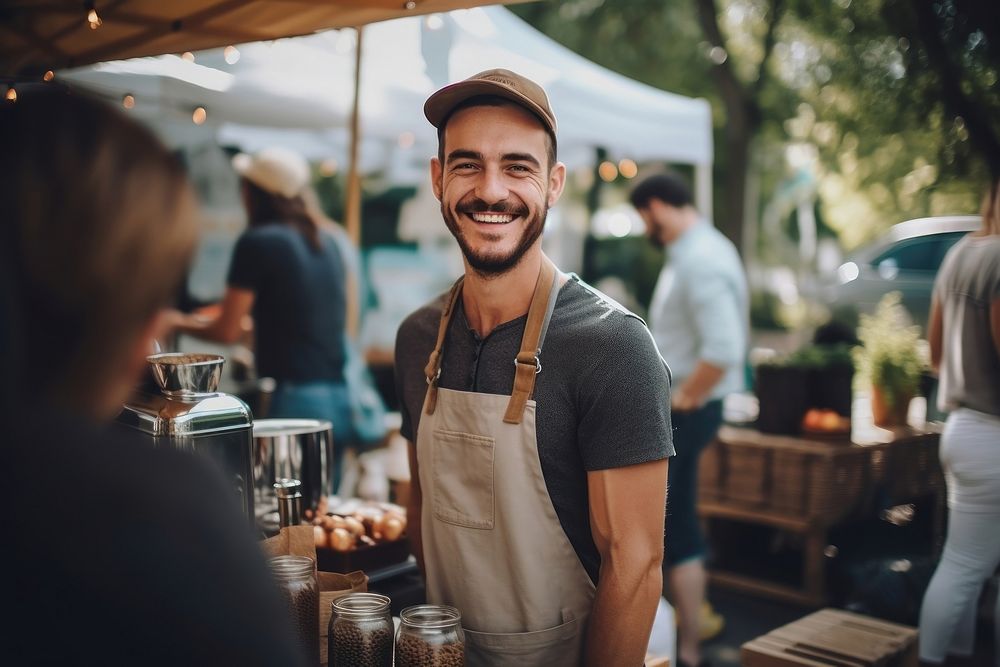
[[918, 408, 1000, 663]]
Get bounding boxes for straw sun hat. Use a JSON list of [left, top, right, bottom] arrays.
[[231, 146, 310, 199]]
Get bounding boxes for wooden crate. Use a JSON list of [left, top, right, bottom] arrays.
[[741, 608, 918, 667], [699, 429, 873, 524]]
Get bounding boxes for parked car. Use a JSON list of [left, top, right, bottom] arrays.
[[818, 215, 980, 334]]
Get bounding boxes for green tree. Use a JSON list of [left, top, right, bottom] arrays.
[[513, 0, 998, 254]]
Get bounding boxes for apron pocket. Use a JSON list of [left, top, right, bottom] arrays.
[[432, 429, 495, 529], [463, 614, 585, 666]]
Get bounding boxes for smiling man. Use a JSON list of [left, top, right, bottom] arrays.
[[393, 69, 673, 666]]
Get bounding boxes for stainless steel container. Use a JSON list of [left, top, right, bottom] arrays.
[[253, 419, 334, 516], [117, 354, 255, 524]]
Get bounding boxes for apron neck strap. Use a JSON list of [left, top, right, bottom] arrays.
[[423, 257, 559, 423], [423, 275, 464, 416], [503, 257, 557, 424]]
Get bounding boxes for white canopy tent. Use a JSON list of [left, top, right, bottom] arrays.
[[60, 5, 713, 211]]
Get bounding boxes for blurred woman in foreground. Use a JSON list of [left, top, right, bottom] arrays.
[[918, 178, 1000, 664], [0, 86, 304, 666]]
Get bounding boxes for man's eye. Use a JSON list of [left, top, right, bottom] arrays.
[[453, 163, 477, 171], [508, 164, 531, 173]]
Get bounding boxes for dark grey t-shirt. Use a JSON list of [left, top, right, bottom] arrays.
[[394, 276, 673, 583]]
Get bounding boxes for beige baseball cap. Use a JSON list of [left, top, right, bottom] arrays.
[[231, 146, 310, 199], [424, 68, 557, 135]]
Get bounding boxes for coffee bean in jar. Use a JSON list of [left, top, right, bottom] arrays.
[[329, 592, 393, 667], [268, 555, 319, 666], [395, 604, 465, 667]]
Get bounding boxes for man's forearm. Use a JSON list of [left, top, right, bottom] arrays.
[[584, 553, 662, 667], [405, 442, 425, 575], [677, 360, 725, 408], [406, 498, 424, 575]]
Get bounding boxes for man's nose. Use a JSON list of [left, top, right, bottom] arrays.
[[476, 165, 510, 204]]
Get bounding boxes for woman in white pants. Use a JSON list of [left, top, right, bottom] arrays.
[[918, 180, 1000, 665]]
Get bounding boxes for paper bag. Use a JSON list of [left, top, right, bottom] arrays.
[[262, 526, 368, 665]]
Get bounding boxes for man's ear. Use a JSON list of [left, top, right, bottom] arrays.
[[430, 157, 443, 201], [547, 161, 567, 208]]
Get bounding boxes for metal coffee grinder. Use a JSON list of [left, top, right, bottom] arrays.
[[116, 352, 255, 525]]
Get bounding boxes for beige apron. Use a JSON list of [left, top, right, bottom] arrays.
[[416, 258, 596, 666]]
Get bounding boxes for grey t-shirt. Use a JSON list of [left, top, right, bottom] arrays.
[[394, 276, 673, 583], [933, 234, 1000, 417]]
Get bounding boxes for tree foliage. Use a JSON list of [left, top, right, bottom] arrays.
[[511, 0, 999, 252]]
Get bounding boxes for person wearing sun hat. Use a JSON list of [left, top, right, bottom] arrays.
[[393, 68, 673, 666], [176, 145, 355, 490]]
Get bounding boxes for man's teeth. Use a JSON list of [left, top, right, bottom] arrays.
[[471, 212, 515, 224]]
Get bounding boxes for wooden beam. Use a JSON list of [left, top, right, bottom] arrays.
[[344, 25, 363, 248], [109, 12, 269, 44], [76, 0, 248, 64]]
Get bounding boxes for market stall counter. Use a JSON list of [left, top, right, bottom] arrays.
[[698, 419, 944, 607]]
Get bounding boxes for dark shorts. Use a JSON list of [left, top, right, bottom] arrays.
[[664, 399, 723, 567]]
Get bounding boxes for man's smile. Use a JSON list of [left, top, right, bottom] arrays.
[[469, 212, 517, 224]]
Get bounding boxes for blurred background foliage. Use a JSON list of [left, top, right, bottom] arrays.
[[512, 0, 999, 252], [510, 0, 998, 332]]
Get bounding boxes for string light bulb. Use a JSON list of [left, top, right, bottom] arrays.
[[598, 161, 618, 182], [192, 106, 207, 125], [87, 8, 102, 30], [223, 46, 240, 65], [43, 70, 55, 82], [404, 1, 417, 10], [181, 51, 195, 62], [618, 158, 638, 179], [5, 86, 16, 103], [319, 158, 338, 177], [122, 94, 135, 109]]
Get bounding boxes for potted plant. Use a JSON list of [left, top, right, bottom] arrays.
[[853, 292, 927, 427], [753, 342, 855, 435], [754, 354, 811, 435], [786, 343, 856, 418]]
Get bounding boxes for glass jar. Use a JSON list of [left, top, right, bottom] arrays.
[[268, 555, 319, 666], [395, 604, 465, 667], [329, 592, 393, 667]]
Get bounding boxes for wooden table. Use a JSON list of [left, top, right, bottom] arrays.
[[697, 422, 944, 607]]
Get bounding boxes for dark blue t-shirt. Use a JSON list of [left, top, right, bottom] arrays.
[[228, 224, 346, 382]]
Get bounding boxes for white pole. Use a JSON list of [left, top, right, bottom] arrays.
[[695, 161, 713, 220]]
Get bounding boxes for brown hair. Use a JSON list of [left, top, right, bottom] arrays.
[[241, 178, 322, 250], [980, 178, 1000, 236], [0, 86, 198, 411]]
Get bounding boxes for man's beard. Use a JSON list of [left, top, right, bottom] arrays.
[[442, 194, 546, 277]]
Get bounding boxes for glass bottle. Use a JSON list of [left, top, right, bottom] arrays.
[[268, 555, 319, 665], [329, 592, 393, 667], [395, 604, 465, 667]]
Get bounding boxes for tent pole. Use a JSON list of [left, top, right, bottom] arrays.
[[695, 161, 713, 221], [345, 25, 364, 248]]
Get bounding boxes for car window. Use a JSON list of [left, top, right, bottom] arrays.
[[930, 231, 968, 267], [872, 233, 966, 272]]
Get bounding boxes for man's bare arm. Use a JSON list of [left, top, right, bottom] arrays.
[[584, 458, 668, 667], [405, 440, 424, 575], [673, 360, 725, 411]]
